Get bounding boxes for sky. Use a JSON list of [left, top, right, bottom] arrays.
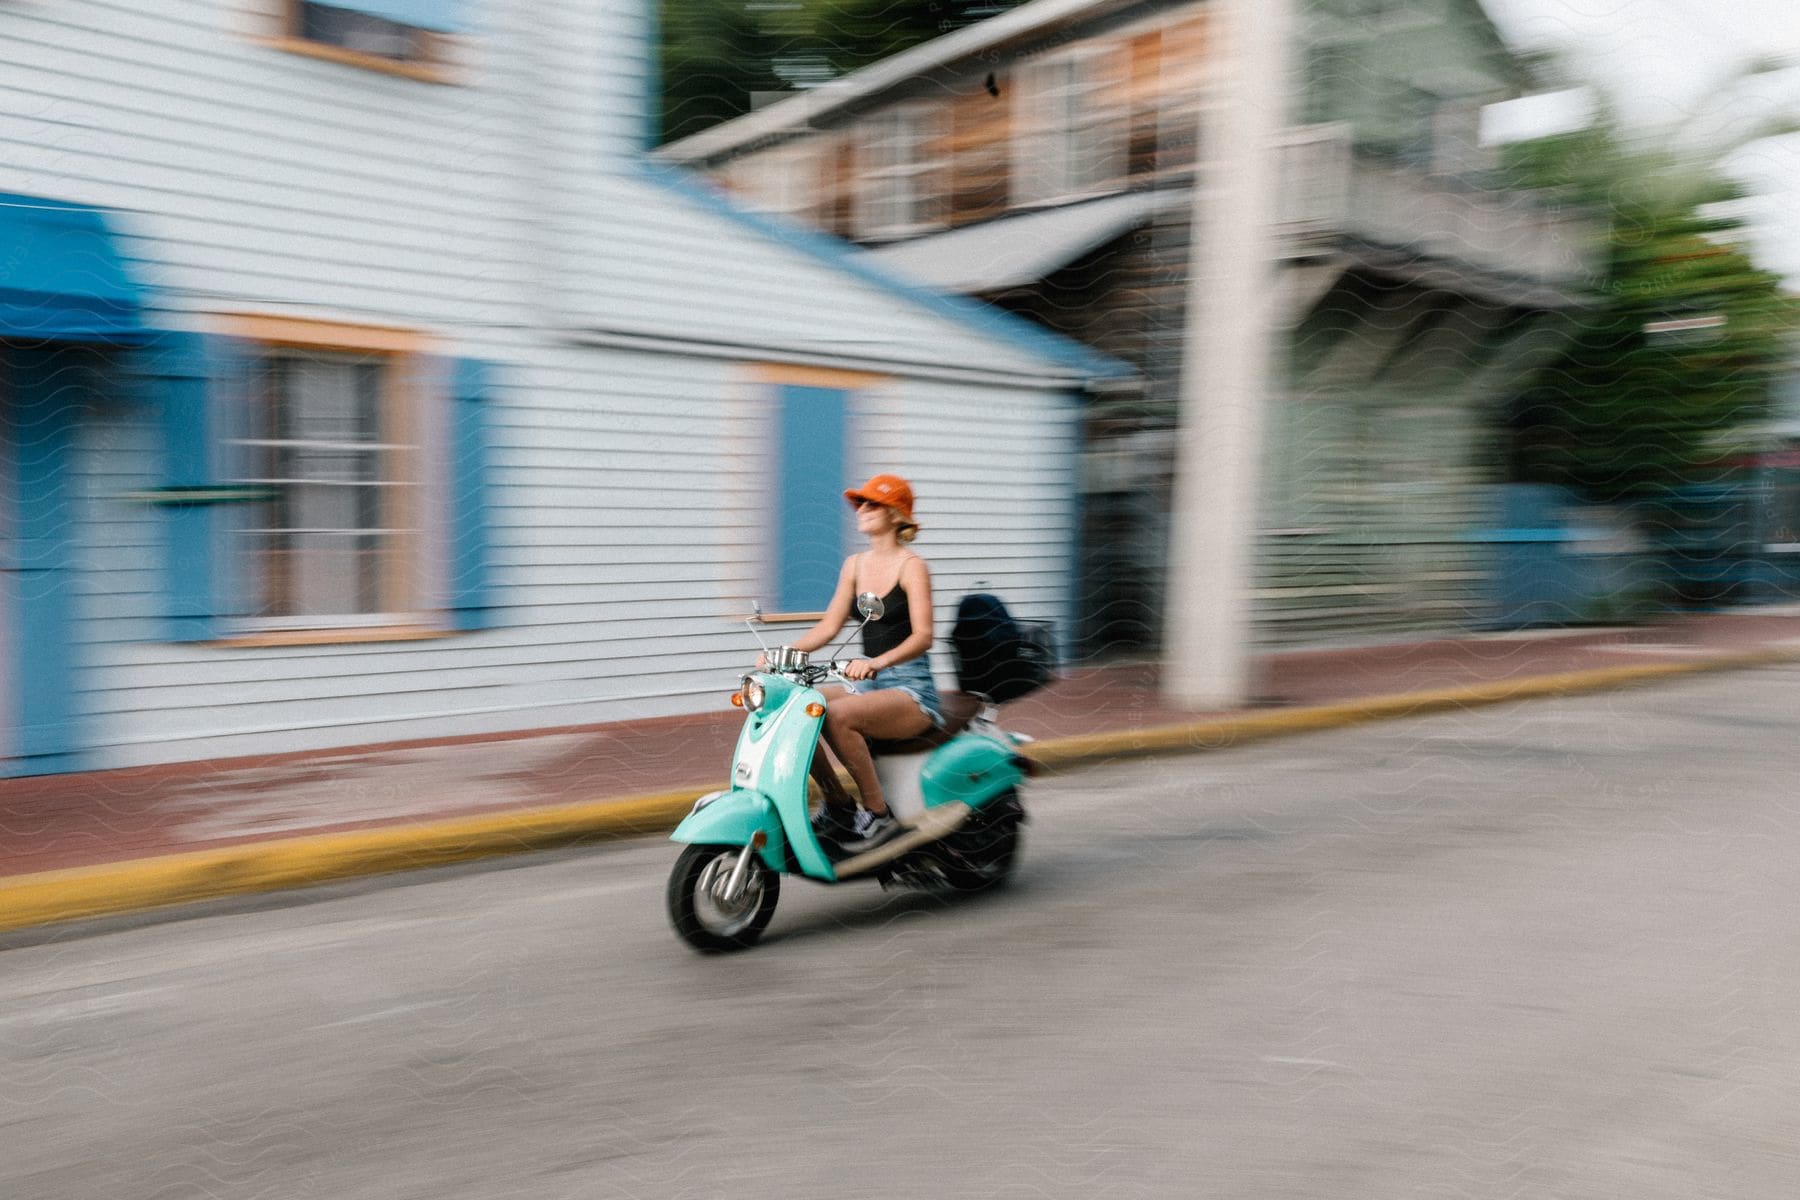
[[1477, 0, 1800, 284]]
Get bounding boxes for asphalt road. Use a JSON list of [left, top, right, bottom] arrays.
[[6, 664, 1800, 1199]]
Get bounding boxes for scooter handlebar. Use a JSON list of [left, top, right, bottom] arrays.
[[743, 660, 859, 692]]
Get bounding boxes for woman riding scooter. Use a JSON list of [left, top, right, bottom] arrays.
[[765, 473, 941, 853], [666, 472, 1036, 951]]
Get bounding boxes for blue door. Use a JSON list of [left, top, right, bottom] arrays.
[[0, 366, 14, 768], [772, 385, 850, 614], [0, 346, 86, 775]]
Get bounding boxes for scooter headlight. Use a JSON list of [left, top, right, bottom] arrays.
[[741, 676, 766, 713]]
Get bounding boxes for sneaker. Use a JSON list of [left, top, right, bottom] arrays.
[[811, 805, 860, 841], [836, 811, 906, 855]]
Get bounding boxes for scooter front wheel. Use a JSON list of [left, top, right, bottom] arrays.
[[667, 843, 781, 953]]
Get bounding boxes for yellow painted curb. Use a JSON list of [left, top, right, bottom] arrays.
[[1025, 649, 1800, 770], [3, 647, 1795, 934], [0, 788, 704, 935]]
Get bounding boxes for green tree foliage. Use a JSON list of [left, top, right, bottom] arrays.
[[790, 0, 1019, 73], [1505, 94, 1800, 502], [658, 0, 1024, 145], [659, 0, 789, 145]]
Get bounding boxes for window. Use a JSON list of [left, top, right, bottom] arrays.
[[296, 4, 427, 60], [1428, 99, 1493, 177], [1300, 44, 1352, 126], [141, 327, 492, 645], [856, 104, 945, 239], [727, 141, 820, 220], [1398, 88, 1494, 174], [239, 352, 410, 625], [1012, 48, 1127, 206], [1767, 460, 1800, 549], [1274, 122, 1352, 235], [275, 1, 466, 79]]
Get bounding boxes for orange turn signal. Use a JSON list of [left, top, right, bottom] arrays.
[[731, 691, 745, 708], [805, 703, 825, 718]]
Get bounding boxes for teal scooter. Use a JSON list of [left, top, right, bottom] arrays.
[[666, 592, 1035, 952]]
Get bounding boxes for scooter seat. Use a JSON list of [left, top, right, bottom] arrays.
[[866, 691, 985, 756]]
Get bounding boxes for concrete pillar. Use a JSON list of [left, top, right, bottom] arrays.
[[1163, 0, 1293, 708]]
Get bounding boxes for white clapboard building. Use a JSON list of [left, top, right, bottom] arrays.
[[0, 0, 1128, 776]]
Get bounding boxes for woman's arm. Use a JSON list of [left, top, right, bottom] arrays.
[[786, 556, 858, 653], [865, 557, 934, 672]]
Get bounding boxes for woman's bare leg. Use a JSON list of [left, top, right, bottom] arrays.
[[809, 744, 856, 811], [809, 684, 858, 814], [822, 690, 931, 818]]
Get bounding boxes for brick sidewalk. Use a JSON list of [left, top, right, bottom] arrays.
[[5, 608, 1799, 879]]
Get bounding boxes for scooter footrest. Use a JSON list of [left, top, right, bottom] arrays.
[[831, 803, 973, 879]]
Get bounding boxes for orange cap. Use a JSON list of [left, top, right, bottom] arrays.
[[844, 474, 916, 525]]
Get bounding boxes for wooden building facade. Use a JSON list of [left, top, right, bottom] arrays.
[[665, 0, 1599, 652], [0, 0, 1123, 776]]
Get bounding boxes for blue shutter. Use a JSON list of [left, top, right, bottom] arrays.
[[311, 1, 472, 33], [136, 333, 259, 642], [447, 358, 493, 631], [774, 386, 849, 613], [6, 346, 87, 770], [145, 334, 215, 641]]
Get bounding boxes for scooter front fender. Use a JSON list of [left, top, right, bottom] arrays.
[[670, 789, 786, 872]]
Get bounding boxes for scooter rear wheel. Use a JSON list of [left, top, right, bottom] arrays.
[[667, 843, 781, 953]]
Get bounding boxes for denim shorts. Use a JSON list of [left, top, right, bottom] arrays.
[[868, 657, 945, 730]]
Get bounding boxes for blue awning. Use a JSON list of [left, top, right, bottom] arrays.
[[314, 1, 472, 33], [0, 193, 147, 343]]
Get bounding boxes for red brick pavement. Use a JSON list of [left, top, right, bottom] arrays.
[[3, 609, 1797, 878]]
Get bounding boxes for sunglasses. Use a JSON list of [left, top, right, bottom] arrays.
[[854, 499, 886, 510]]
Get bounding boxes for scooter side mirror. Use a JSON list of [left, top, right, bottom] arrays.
[[826, 592, 886, 668], [744, 600, 772, 655]]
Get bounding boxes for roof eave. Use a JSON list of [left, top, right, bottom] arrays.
[[637, 161, 1138, 386], [658, 0, 1147, 164]]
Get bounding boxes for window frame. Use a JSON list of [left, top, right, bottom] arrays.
[[220, 317, 433, 640], [855, 102, 947, 241], [267, 1, 460, 84], [1011, 45, 1129, 208]]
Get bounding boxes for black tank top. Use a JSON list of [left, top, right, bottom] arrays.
[[860, 565, 914, 659]]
